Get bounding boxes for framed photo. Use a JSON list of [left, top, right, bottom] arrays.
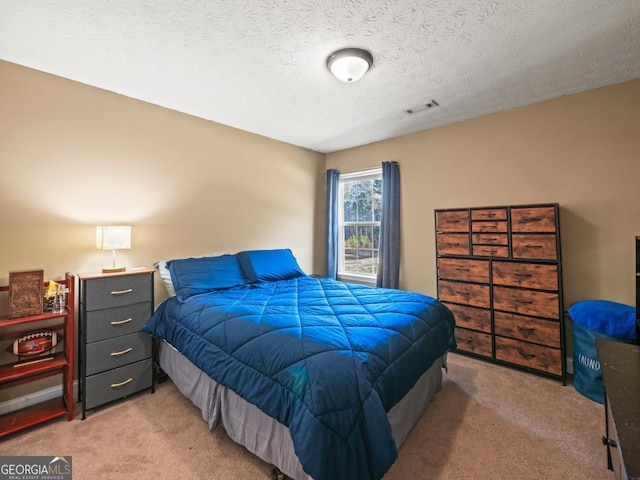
[[8, 269, 44, 319]]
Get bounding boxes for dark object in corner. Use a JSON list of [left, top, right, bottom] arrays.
[[271, 467, 291, 480], [155, 363, 169, 383]]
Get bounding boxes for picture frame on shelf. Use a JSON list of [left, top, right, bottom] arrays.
[[8, 269, 44, 319]]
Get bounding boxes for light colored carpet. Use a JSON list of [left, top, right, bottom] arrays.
[[1, 353, 611, 479]]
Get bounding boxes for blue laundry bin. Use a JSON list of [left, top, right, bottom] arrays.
[[568, 300, 637, 403]]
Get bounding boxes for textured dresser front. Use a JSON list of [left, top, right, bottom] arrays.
[[436, 204, 565, 382], [80, 270, 154, 418]]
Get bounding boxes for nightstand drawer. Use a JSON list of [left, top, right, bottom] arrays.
[[84, 359, 153, 410], [85, 274, 152, 311], [85, 302, 152, 343], [85, 332, 152, 376]]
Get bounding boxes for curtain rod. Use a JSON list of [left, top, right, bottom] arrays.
[[323, 163, 395, 176]]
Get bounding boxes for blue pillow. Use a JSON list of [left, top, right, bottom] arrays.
[[237, 249, 305, 283], [168, 254, 247, 302], [568, 300, 637, 340]]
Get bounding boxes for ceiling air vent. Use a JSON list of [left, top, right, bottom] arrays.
[[405, 100, 439, 114]]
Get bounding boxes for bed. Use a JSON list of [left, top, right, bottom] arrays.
[[143, 249, 456, 480]]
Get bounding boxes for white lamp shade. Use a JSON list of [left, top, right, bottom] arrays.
[[96, 226, 131, 251], [327, 48, 373, 83]]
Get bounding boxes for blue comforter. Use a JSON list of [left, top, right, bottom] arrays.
[[143, 276, 455, 480]]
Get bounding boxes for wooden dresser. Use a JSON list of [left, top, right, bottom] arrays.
[[435, 203, 565, 382]]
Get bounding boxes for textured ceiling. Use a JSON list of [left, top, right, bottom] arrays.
[[1, 0, 639, 153]]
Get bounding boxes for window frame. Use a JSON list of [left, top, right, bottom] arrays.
[[337, 168, 382, 286]]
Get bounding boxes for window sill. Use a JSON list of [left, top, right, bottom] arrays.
[[337, 273, 376, 287]]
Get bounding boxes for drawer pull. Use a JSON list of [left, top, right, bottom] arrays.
[[111, 317, 133, 326], [111, 378, 133, 389], [111, 288, 133, 295], [110, 347, 133, 357], [517, 326, 535, 338], [515, 273, 533, 278], [517, 348, 536, 360], [519, 301, 534, 305]]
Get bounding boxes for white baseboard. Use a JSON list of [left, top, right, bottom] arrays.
[[0, 381, 79, 416], [566, 356, 574, 375]]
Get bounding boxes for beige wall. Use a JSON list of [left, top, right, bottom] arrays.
[[327, 79, 640, 309], [0, 60, 325, 395], [0, 60, 326, 308]]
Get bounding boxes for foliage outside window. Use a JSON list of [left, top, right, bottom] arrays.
[[338, 169, 382, 283]]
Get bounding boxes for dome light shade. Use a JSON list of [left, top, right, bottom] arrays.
[[326, 48, 373, 83]]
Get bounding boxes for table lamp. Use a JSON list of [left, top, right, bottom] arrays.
[[96, 226, 131, 273]]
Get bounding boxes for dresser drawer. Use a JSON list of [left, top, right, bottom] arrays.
[[437, 234, 470, 255], [492, 262, 558, 290], [436, 210, 469, 232], [455, 328, 492, 357], [438, 258, 489, 283], [471, 221, 508, 233], [471, 208, 507, 221], [85, 274, 152, 311], [85, 302, 152, 343], [495, 336, 561, 376], [84, 358, 153, 410], [511, 207, 556, 233], [472, 245, 509, 257], [445, 303, 491, 333], [85, 332, 152, 376], [439, 280, 490, 308], [494, 311, 561, 348], [493, 286, 559, 319], [512, 234, 557, 260], [472, 233, 508, 245]]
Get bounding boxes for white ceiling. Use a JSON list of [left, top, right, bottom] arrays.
[[2, 0, 639, 154]]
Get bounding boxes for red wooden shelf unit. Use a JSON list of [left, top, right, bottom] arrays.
[[0, 272, 75, 437]]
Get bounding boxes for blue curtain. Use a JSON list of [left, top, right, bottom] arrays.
[[377, 161, 400, 289], [326, 169, 340, 279]]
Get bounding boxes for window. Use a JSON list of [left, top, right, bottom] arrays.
[[338, 169, 382, 284]]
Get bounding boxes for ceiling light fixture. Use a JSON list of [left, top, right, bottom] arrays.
[[326, 48, 373, 83]]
